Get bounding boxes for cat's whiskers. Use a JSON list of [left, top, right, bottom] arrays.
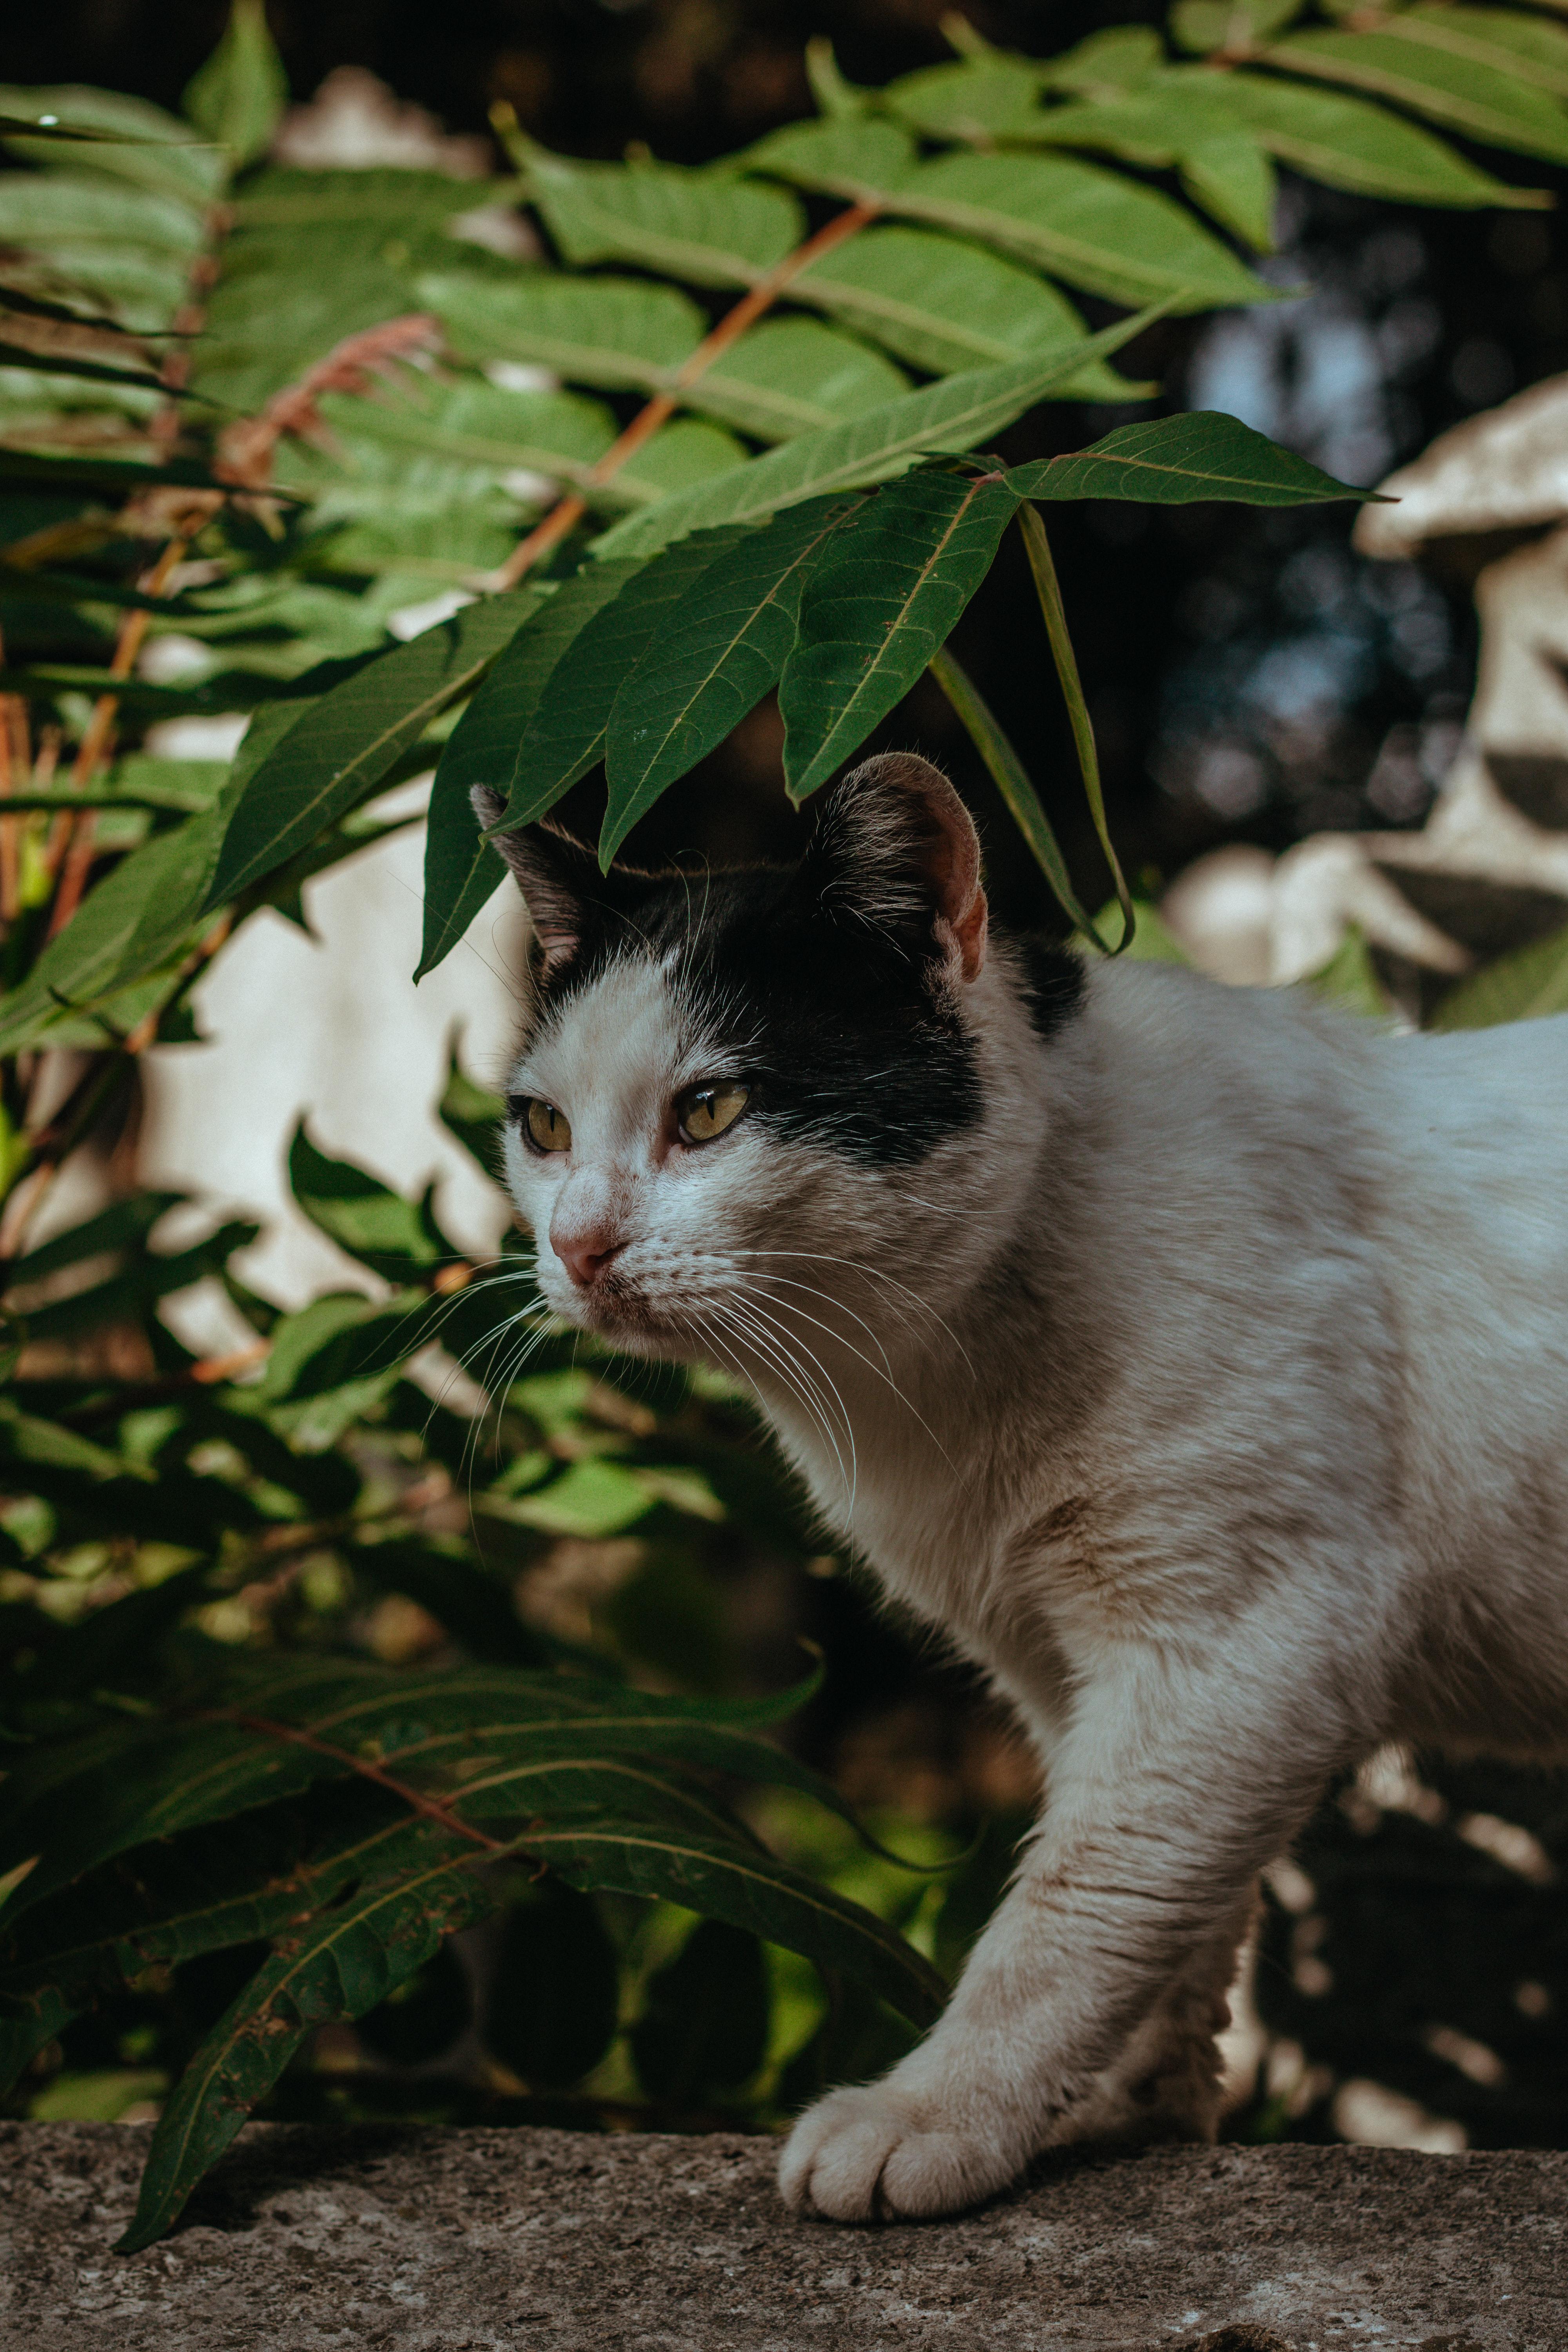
[[705, 1300, 854, 1504], [728, 1248, 977, 1377], [735, 1274, 967, 1494], [713, 1293, 858, 1506]]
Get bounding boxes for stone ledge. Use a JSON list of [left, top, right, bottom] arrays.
[[2, 2122, 1564, 2352]]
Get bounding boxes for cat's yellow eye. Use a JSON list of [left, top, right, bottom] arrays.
[[677, 1081, 750, 1146], [524, 1098, 572, 1154]]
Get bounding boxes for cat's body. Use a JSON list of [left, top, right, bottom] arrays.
[[475, 754, 1568, 2222]]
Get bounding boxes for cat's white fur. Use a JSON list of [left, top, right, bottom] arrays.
[[493, 761, 1568, 2223]]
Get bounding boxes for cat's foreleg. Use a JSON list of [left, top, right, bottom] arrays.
[[779, 1636, 1348, 2221]]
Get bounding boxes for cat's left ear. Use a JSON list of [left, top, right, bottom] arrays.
[[810, 752, 988, 983]]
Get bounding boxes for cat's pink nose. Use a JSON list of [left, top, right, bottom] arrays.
[[554, 1231, 624, 1289]]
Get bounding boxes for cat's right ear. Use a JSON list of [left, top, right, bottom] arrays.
[[471, 786, 595, 979]]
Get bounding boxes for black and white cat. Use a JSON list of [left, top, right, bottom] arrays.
[[473, 752, 1568, 2223]]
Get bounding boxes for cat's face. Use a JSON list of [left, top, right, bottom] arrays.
[[483, 756, 1065, 1375]]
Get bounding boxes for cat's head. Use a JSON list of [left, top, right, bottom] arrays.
[[477, 754, 1073, 1366]]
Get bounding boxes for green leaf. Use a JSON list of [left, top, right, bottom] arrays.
[[1218, 67, 1550, 209], [1177, 131, 1279, 252], [0, 1788, 412, 2014], [484, 1880, 620, 2086], [422, 267, 705, 392], [1040, 27, 1165, 91], [437, 1049, 505, 1173], [1007, 411, 1372, 505], [683, 317, 910, 445], [1428, 924, 1568, 1033], [257, 1289, 429, 1403], [602, 494, 862, 858], [1170, 0, 1304, 52], [288, 1122, 454, 1285], [417, 568, 642, 978], [507, 530, 754, 841], [0, 84, 226, 209], [779, 470, 1019, 799], [590, 305, 1167, 563], [928, 642, 1104, 938], [0, 812, 219, 1058], [788, 221, 1151, 390], [116, 1832, 494, 2251], [631, 1917, 769, 2103], [748, 119, 1273, 311], [4, 1189, 184, 1290], [180, 0, 289, 171], [1302, 923, 1396, 1021], [0, 171, 207, 257], [742, 115, 924, 207], [1261, 23, 1568, 167], [523, 146, 805, 286], [533, 1820, 945, 2028], [201, 590, 540, 917], [879, 148, 1277, 312], [882, 56, 1049, 142]]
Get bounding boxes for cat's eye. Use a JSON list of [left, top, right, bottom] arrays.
[[519, 1097, 572, 1154], [677, 1081, 750, 1146]]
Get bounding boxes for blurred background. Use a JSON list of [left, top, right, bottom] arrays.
[[7, 0, 1568, 2161]]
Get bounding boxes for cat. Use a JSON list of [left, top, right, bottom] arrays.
[[471, 750, 1568, 2223]]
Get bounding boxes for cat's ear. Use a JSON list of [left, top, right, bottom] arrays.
[[471, 786, 597, 978], [808, 753, 988, 983]]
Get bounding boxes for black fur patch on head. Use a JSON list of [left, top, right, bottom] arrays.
[[492, 774, 1082, 1169]]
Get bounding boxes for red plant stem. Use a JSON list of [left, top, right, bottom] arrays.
[[485, 195, 882, 592], [220, 1710, 517, 1857], [47, 532, 191, 938]]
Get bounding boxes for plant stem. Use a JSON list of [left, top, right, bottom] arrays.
[[1014, 503, 1135, 953], [480, 159, 880, 592], [47, 531, 192, 938], [927, 642, 1110, 947]]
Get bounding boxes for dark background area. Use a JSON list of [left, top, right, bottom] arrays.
[[11, 0, 1568, 926]]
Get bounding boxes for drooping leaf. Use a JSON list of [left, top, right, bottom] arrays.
[[503, 529, 754, 835], [590, 305, 1165, 562], [0, 172, 207, 258], [523, 146, 806, 286], [928, 642, 1105, 938], [201, 589, 541, 917], [532, 1818, 945, 2028], [180, 0, 289, 171], [1261, 22, 1568, 167], [1007, 412, 1373, 506], [115, 1831, 497, 2252], [786, 221, 1145, 392], [779, 468, 1020, 799], [417, 566, 643, 978], [602, 494, 862, 858]]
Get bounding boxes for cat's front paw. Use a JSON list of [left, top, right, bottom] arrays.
[[778, 2083, 1020, 2222]]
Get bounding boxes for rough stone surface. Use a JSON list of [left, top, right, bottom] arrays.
[[3, 2122, 1564, 2350]]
